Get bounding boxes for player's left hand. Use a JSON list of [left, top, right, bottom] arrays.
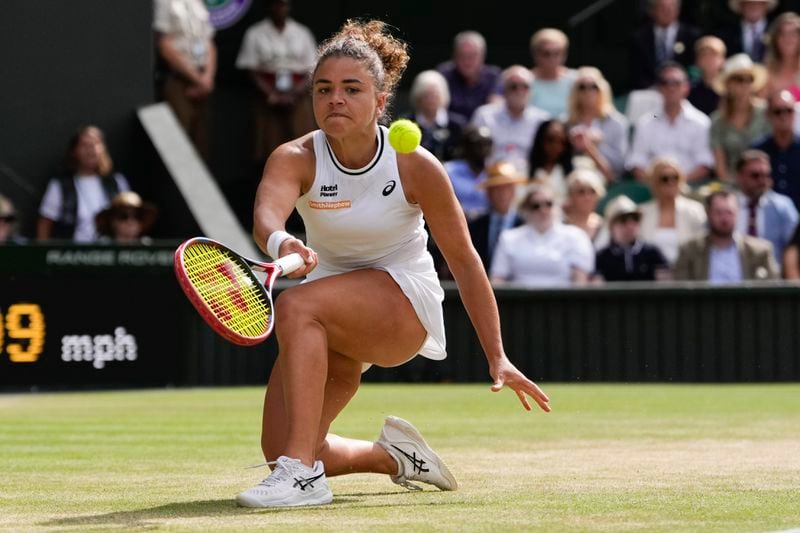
[[489, 356, 551, 412]]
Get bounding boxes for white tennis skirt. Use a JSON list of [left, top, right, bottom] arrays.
[[304, 250, 447, 363]]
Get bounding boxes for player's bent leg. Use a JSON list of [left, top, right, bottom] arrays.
[[260, 358, 287, 462], [272, 269, 427, 468], [239, 269, 444, 506]]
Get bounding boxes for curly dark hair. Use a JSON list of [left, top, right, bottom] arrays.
[[315, 20, 409, 119], [528, 119, 573, 177]]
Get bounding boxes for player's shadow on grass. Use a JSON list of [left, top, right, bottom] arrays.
[[41, 492, 433, 527]]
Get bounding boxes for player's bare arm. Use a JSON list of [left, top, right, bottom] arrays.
[[253, 135, 318, 277], [399, 150, 550, 413]]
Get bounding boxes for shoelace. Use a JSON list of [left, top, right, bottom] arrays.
[[250, 457, 296, 488]]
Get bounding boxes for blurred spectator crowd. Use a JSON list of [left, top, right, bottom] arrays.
[[6, 0, 800, 288]]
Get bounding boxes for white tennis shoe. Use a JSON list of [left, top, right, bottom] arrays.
[[376, 415, 458, 491], [236, 455, 333, 508]]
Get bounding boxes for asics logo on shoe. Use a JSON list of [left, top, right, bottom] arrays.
[[293, 472, 325, 491], [390, 445, 429, 474]]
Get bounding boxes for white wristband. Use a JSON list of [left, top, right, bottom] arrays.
[[267, 230, 294, 259]]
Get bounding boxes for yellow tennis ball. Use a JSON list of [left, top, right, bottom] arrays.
[[388, 119, 422, 154]]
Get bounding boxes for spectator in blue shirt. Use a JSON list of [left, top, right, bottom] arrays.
[[752, 90, 800, 209], [444, 125, 493, 220], [734, 149, 799, 265]]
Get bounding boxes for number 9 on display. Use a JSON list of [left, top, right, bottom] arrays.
[[1, 303, 46, 363]]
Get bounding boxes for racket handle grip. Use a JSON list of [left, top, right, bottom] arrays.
[[274, 253, 305, 276]]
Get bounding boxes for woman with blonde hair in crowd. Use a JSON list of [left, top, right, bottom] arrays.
[[764, 12, 800, 99], [562, 168, 606, 242], [491, 182, 594, 287], [529, 28, 577, 117], [37, 125, 130, 242], [638, 157, 707, 264], [565, 66, 629, 183], [710, 53, 770, 182]]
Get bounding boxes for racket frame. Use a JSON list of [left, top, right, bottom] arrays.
[[174, 237, 302, 346]]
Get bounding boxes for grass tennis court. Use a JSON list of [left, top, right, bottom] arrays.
[[2, 384, 799, 531]]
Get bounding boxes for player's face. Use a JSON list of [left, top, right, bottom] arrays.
[[312, 57, 387, 138]]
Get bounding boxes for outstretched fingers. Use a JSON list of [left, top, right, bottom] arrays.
[[494, 374, 551, 413]]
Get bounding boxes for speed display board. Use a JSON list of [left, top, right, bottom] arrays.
[[0, 245, 184, 388]]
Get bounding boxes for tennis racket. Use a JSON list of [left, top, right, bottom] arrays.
[[174, 237, 305, 346]]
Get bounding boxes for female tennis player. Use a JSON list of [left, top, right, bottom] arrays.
[[237, 19, 551, 508]]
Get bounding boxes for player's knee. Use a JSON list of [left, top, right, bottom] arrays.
[[274, 288, 320, 331], [274, 289, 302, 318]]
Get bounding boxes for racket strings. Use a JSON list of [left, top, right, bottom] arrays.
[[182, 243, 271, 337]]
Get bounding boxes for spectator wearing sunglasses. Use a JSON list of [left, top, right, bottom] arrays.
[[710, 54, 770, 183], [638, 157, 707, 264], [529, 28, 577, 118], [594, 195, 670, 282], [752, 90, 800, 209], [674, 189, 778, 282], [627, 62, 714, 183], [562, 168, 606, 243], [95, 192, 158, 245], [471, 65, 550, 176], [566, 66, 629, 183], [490, 183, 594, 287], [0, 195, 26, 245], [733, 149, 798, 265]]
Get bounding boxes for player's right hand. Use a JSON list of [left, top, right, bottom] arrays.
[[279, 238, 317, 278]]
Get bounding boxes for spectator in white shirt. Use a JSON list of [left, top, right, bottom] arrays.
[[627, 62, 714, 183], [471, 65, 550, 176], [153, 0, 217, 160], [37, 126, 131, 242], [236, 0, 317, 161], [491, 183, 594, 287]]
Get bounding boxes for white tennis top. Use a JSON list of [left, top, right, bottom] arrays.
[[295, 126, 447, 360]]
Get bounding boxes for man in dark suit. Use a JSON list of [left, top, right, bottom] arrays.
[[468, 162, 526, 272], [630, 0, 701, 89], [674, 190, 779, 281], [717, 0, 777, 62]]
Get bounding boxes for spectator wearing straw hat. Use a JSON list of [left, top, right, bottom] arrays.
[[594, 195, 670, 282], [467, 162, 526, 271], [0, 195, 26, 245], [710, 53, 770, 182], [95, 192, 158, 245], [718, 0, 777, 63]]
